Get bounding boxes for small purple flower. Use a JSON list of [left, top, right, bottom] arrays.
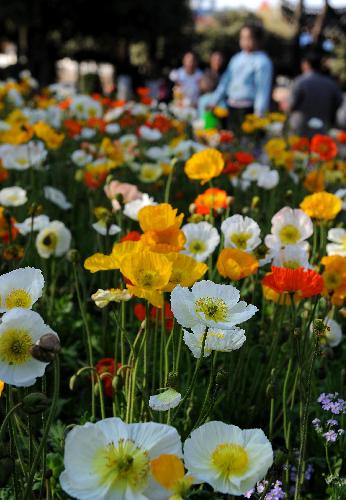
[[243, 488, 255, 498], [317, 393, 346, 414], [304, 463, 314, 481], [323, 430, 338, 442], [265, 480, 286, 500], [327, 419, 338, 427]]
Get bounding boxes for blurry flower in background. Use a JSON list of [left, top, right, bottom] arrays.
[[149, 388, 181, 411], [326, 228, 346, 257], [193, 188, 230, 215], [300, 192, 342, 221], [91, 288, 132, 308], [36, 220, 71, 258], [185, 148, 224, 185], [0, 186, 27, 206], [123, 193, 157, 221]]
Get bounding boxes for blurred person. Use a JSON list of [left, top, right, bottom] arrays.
[[198, 51, 225, 119], [169, 51, 203, 107], [209, 23, 273, 126], [288, 50, 343, 136]]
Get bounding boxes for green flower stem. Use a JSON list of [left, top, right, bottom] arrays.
[[24, 356, 60, 500], [72, 262, 95, 419], [193, 351, 217, 430], [164, 158, 176, 203]]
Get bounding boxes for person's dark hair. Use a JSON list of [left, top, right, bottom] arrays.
[[241, 22, 265, 47], [301, 50, 322, 71]]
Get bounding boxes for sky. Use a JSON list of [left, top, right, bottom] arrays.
[[212, 0, 346, 9]]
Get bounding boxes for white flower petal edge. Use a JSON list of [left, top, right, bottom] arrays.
[[184, 421, 273, 495], [0, 267, 44, 313]]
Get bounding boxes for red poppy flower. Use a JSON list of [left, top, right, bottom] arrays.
[[234, 151, 254, 164], [336, 131, 346, 144], [134, 303, 146, 321], [63, 119, 82, 137], [95, 358, 122, 397], [310, 134, 337, 161], [83, 170, 108, 190], [290, 137, 310, 153], [219, 131, 234, 144], [262, 266, 323, 298]]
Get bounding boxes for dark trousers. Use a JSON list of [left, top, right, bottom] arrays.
[[226, 105, 254, 131]]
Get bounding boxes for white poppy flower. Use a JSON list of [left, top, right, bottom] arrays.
[[80, 127, 96, 139], [138, 163, 162, 183], [15, 215, 50, 235], [138, 125, 162, 142], [36, 221, 71, 258], [170, 140, 206, 160], [257, 170, 279, 190], [123, 194, 157, 221], [145, 146, 171, 162], [105, 123, 120, 135], [0, 308, 58, 387], [149, 388, 182, 411], [71, 149, 93, 167], [183, 326, 246, 358], [184, 421, 273, 495], [326, 228, 346, 256], [0, 186, 27, 207], [70, 95, 102, 120], [265, 206, 313, 250], [1, 141, 47, 170], [44, 186, 72, 210], [60, 417, 182, 500], [271, 244, 311, 269], [91, 221, 121, 236], [0, 267, 44, 312], [181, 222, 220, 262], [242, 163, 270, 183], [221, 215, 261, 252], [171, 280, 258, 331]]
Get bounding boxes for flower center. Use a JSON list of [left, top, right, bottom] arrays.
[[189, 240, 206, 254], [93, 439, 149, 492], [282, 260, 300, 269], [279, 224, 301, 244], [42, 232, 58, 251], [211, 443, 249, 478], [324, 271, 342, 289], [230, 232, 252, 250], [138, 270, 158, 288], [195, 297, 228, 322], [0, 328, 33, 365], [5, 289, 32, 309]]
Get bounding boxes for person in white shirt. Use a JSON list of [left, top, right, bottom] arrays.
[[169, 52, 203, 107]]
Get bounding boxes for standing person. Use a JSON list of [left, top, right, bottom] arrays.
[[210, 23, 273, 126], [288, 51, 343, 137], [169, 52, 203, 107], [198, 51, 225, 118]]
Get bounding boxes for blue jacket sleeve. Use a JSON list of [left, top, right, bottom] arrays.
[[254, 56, 273, 115], [210, 59, 233, 106]]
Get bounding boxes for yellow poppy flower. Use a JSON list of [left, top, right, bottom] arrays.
[[264, 138, 287, 160], [184, 148, 224, 185], [163, 253, 208, 292], [84, 241, 143, 272], [120, 250, 172, 307], [300, 192, 342, 220], [34, 121, 64, 149], [217, 248, 258, 281], [150, 454, 193, 500], [139, 204, 186, 253]]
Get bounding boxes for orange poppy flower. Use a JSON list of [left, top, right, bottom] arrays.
[[310, 134, 337, 161], [262, 266, 323, 298], [0, 208, 19, 243], [321, 255, 346, 306], [63, 119, 82, 137], [83, 169, 108, 190], [194, 188, 230, 215], [303, 170, 325, 193], [336, 131, 346, 144]]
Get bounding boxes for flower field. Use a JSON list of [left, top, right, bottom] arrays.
[[0, 74, 345, 499]]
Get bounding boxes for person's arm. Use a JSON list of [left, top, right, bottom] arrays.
[[253, 56, 273, 115], [288, 78, 304, 112], [209, 59, 232, 107]]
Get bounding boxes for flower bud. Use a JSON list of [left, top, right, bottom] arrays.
[[167, 371, 178, 388], [22, 392, 50, 415], [66, 249, 80, 263], [31, 334, 60, 362], [215, 370, 228, 387]]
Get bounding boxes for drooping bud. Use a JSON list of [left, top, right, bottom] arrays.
[[31, 334, 61, 362], [22, 392, 50, 415]]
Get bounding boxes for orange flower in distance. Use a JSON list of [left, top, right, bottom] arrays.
[[217, 248, 258, 281], [303, 170, 325, 193], [0, 380, 4, 396], [194, 188, 229, 215], [321, 255, 346, 305], [310, 134, 337, 161], [262, 283, 298, 305], [262, 266, 323, 298], [138, 203, 185, 253], [63, 119, 82, 137], [185, 148, 224, 185], [300, 192, 342, 220], [0, 208, 19, 243]]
